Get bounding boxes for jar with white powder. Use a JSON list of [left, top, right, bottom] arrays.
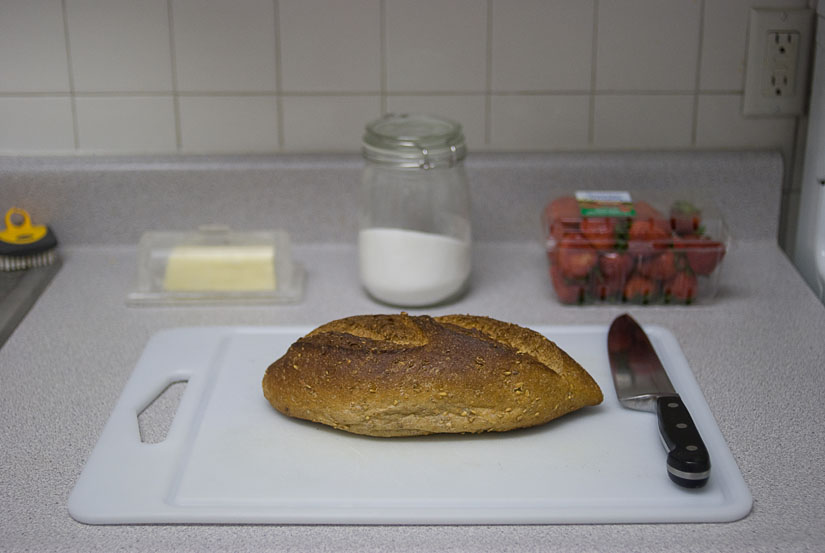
[[359, 114, 471, 306]]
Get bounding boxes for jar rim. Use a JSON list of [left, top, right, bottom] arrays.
[[362, 113, 466, 167]]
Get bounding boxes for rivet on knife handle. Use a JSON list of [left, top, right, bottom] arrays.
[[656, 395, 711, 488]]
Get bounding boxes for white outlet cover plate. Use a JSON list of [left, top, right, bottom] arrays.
[[743, 8, 814, 116]]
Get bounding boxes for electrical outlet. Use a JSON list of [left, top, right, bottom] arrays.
[[762, 31, 799, 98], [743, 8, 814, 116]]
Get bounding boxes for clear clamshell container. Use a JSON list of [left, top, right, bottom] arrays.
[[127, 226, 304, 306], [542, 191, 729, 306]]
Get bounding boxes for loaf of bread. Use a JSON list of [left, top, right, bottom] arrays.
[[262, 313, 603, 437]]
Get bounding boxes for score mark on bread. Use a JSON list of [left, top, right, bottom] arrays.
[[262, 313, 602, 437]]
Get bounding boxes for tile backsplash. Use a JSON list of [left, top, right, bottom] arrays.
[[0, 0, 816, 245]]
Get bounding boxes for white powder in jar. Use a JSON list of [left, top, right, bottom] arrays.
[[358, 227, 471, 306]]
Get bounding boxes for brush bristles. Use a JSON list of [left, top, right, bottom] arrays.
[[0, 249, 58, 271]]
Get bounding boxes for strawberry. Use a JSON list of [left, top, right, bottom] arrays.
[[581, 217, 617, 249], [664, 272, 698, 304], [675, 235, 725, 275], [688, 242, 724, 275], [669, 200, 702, 235], [629, 218, 671, 244], [637, 250, 678, 281], [546, 196, 580, 221], [550, 264, 587, 304], [591, 271, 623, 301], [556, 233, 597, 278], [627, 218, 672, 256], [599, 251, 634, 279], [546, 196, 582, 240], [623, 274, 658, 303]]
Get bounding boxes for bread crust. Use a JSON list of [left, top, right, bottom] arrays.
[[262, 313, 602, 437]]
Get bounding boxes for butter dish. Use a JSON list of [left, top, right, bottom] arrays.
[[127, 226, 304, 306]]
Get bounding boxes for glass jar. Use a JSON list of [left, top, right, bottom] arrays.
[[359, 113, 472, 306]]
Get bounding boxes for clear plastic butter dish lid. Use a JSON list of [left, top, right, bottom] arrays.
[[126, 226, 305, 306]]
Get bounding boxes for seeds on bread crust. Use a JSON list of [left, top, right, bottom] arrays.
[[262, 313, 602, 437]]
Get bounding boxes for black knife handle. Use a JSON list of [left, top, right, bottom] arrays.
[[656, 395, 711, 488]]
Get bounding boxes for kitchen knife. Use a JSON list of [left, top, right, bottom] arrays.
[[607, 314, 710, 488]]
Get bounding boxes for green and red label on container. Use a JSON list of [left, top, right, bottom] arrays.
[[575, 191, 636, 218]]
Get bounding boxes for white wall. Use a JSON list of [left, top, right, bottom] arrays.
[[0, 0, 815, 246]]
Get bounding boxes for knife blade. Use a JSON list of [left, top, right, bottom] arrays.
[[607, 313, 710, 488]]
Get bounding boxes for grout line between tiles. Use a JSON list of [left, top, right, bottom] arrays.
[[379, 0, 387, 114], [273, 0, 285, 151], [0, 90, 750, 98], [60, 0, 79, 150], [588, 0, 599, 146], [167, 0, 182, 151], [68, 91, 181, 97], [484, 0, 493, 145], [691, 0, 706, 147], [177, 91, 284, 97]]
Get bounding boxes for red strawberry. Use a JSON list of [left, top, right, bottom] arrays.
[[550, 264, 587, 304], [598, 251, 634, 300], [669, 200, 702, 235], [637, 250, 678, 281], [629, 218, 671, 243], [623, 274, 658, 303], [591, 271, 623, 301], [546, 196, 580, 221], [675, 235, 726, 275], [546, 197, 582, 240], [556, 233, 597, 278], [664, 272, 698, 303], [688, 242, 724, 275], [581, 217, 616, 249], [599, 251, 634, 279], [627, 219, 672, 256]]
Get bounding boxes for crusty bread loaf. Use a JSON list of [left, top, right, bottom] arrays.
[[262, 313, 602, 437]]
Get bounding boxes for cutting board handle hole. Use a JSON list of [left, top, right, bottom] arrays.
[[137, 380, 188, 444]]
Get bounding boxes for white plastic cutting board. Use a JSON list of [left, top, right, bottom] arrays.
[[68, 325, 752, 525]]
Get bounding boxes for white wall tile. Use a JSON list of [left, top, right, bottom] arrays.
[[179, 96, 279, 153], [700, 0, 810, 92], [0, 0, 806, 173], [491, 0, 593, 92], [281, 96, 380, 152], [695, 94, 795, 150], [385, 0, 487, 92], [66, 0, 172, 92], [700, 0, 751, 92], [597, 0, 701, 91], [172, 0, 277, 92], [279, 0, 380, 93], [75, 96, 176, 153], [0, 0, 70, 92], [385, 95, 486, 150], [594, 94, 693, 149], [0, 97, 75, 152], [489, 95, 589, 150]]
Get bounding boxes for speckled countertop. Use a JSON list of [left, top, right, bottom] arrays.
[[1, 153, 824, 552]]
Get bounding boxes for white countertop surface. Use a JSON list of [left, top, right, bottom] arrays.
[[2, 239, 824, 552]]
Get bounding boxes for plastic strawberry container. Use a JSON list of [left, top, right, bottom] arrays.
[[542, 191, 729, 305]]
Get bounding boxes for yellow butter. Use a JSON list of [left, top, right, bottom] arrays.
[[163, 245, 276, 291]]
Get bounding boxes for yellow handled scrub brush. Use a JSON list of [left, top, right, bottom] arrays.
[[0, 208, 59, 271]]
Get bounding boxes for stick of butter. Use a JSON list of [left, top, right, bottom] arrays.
[[163, 245, 276, 291]]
